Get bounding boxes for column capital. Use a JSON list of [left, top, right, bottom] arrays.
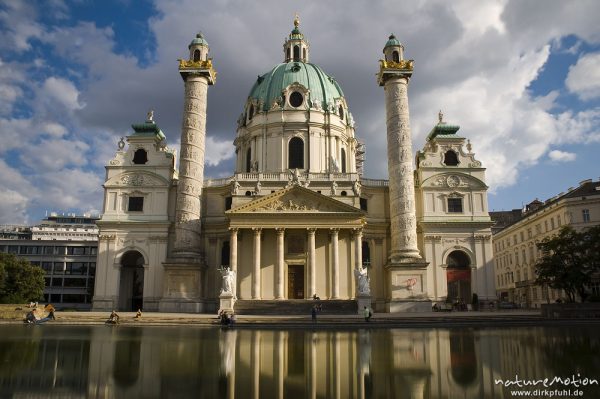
[[275, 227, 285, 235], [307, 227, 317, 234], [352, 227, 363, 237], [252, 227, 262, 234], [229, 227, 239, 233], [329, 228, 340, 234]]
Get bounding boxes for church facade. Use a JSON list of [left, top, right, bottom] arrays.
[[92, 19, 495, 313]]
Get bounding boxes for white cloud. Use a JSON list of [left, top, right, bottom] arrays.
[[41, 77, 84, 112], [548, 150, 576, 162], [206, 136, 234, 166], [1, 0, 600, 221], [566, 52, 600, 100]]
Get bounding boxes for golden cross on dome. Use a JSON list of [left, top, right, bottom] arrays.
[[294, 13, 300, 28]]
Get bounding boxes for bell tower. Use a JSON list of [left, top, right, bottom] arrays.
[[161, 32, 217, 313], [377, 34, 430, 312]]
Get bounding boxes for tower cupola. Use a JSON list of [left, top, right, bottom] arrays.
[[283, 14, 310, 63], [383, 34, 404, 63], [188, 32, 209, 62]]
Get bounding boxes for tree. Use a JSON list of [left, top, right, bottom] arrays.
[[535, 225, 600, 303], [0, 253, 45, 304]]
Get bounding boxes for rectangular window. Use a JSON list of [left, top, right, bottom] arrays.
[[522, 249, 526, 264], [515, 252, 519, 266], [53, 262, 64, 274], [90, 246, 98, 255], [8, 246, 18, 254], [66, 262, 86, 275], [527, 228, 532, 239], [53, 246, 66, 255], [63, 278, 87, 288], [544, 220, 548, 232], [128, 196, 144, 212], [225, 196, 232, 211], [513, 235, 517, 245], [67, 247, 86, 256], [535, 224, 541, 235], [447, 198, 463, 213], [551, 218, 555, 230], [43, 246, 54, 255], [89, 262, 96, 276], [557, 215, 562, 226], [62, 294, 86, 304], [41, 262, 53, 273], [520, 231, 524, 242], [51, 278, 63, 287], [582, 209, 590, 223], [360, 198, 368, 211]]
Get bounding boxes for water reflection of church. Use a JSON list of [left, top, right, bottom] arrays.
[[0, 327, 510, 398], [92, 17, 495, 313]]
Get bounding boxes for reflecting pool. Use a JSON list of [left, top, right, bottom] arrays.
[[0, 325, 598, 398]]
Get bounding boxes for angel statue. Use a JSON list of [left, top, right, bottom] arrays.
[[220, 267, 236, 295], [354, 267, 371, 296]]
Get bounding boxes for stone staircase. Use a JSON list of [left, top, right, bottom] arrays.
[[233, 299, 358, 315]]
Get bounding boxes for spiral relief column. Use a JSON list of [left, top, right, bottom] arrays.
[[160, 33, 216, 313], [377, 35, 430, 312]]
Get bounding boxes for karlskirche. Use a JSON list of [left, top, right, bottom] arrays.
[[93, 18, 495, 313]]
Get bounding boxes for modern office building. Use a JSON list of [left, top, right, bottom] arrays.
[[0, 213, 99, 309]]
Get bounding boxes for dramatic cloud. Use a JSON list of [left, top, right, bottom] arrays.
[[566, 52, 600, 100], [1, 0, 600, 223], [548, 150, 577, 162]]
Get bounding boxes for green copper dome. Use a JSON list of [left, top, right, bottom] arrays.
[[188, 33, 208, 49], [248, 62, 345, 112], [384, 34, 401, 48]]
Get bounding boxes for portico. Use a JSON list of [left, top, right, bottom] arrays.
[[226, 185, 365, 300]]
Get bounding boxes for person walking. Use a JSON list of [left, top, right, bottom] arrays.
[[363, 306, 372, 322]]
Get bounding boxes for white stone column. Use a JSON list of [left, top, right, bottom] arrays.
[[174, 74, 210, 255], [308, 228, 317, 297], [331, 228, 340, 299], [276, 228, 285, 299], [252, 228, 262, 299], [354, 228, 363, 270], [230, 228, 238, 298]]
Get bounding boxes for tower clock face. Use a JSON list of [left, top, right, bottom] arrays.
[[447, 175, 460, 187]]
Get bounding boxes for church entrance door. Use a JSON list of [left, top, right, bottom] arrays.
[[119, 251, 145, 311], [446, 250, 471, 304], [288, 265, 305, 299]]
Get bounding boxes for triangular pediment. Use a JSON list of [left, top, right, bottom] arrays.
[[227, 185, 364, 215]]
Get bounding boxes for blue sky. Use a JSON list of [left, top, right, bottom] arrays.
[[0, 0, 599, 223]]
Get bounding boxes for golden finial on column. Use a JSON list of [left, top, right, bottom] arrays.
[[294, 13, 300, 28]]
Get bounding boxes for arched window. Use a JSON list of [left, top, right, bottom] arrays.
[[246, 148, 252, 173], [221, 241, 230, 267], [293, 45, 300, 61], [133, 149, 148, 164], [287, 47, 291, 61], [341, 148, 347, 173], [444, 150, 459, 166], [248, 104, 254, 121], [339, 105, 344, 120], [288, 137, 304, 169], [392, 51, 400, 63], [193, 49, 200, 62], [362, 241, 371, 267]]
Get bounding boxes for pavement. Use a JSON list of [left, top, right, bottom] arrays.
[[4, 309, 597, 328]]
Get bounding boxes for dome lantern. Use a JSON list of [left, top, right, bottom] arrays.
[[283, 14, 310, 63], [188, 32, 209, 62], [383, 34, 404, 63]]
